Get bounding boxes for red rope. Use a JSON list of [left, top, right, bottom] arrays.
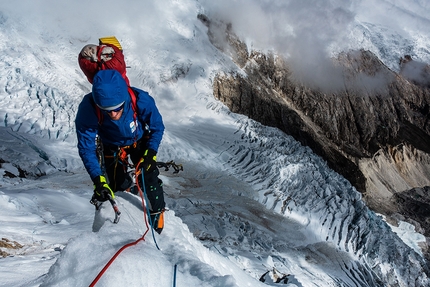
[[89, 163, 148, 287]]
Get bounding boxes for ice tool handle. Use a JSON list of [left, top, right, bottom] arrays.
[[90, 194, 121, 224]]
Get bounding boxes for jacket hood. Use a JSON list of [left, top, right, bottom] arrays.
[[92, 70, 128, 110]]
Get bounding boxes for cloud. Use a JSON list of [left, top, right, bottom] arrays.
[[354, 0, 430, 36], [199, 0, 356, 91], [198, 0, 430, 92], [1, 0, 161, 41], [3, 0, 430, 93]]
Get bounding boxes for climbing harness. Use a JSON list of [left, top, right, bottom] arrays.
[[96, 137, 182, 223], [105, 143, 138, 191]]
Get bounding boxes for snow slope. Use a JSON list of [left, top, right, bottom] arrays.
[[0, 0, 429, 286]]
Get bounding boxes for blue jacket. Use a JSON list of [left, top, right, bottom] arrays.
[[75, 84, 164, 181]]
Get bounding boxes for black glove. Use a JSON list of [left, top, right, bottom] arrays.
[[92, 175, 115, 202], [140, 149, 157, 173]]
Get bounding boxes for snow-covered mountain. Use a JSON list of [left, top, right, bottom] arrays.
[[0, 1, 429, 286]]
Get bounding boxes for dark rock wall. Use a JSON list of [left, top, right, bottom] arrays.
[[214, 50, 430, 194], [202, 14, 430, 255]]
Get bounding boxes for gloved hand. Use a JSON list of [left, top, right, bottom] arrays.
[[140, 149, 157, 173], [92, 175, 115, 202]]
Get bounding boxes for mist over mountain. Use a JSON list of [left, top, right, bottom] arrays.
[[1, 1, 430, 286]]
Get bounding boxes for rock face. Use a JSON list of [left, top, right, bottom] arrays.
[[200, 14, 430, 259]]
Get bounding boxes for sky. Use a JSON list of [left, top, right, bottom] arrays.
[[0, 0, 430, 286]]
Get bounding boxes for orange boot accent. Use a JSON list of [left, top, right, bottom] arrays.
[[157, 211, 164, 230]]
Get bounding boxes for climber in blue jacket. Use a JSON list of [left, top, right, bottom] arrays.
[[75, 69, 165, 233]]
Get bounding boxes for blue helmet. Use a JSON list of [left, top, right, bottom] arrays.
[[92, 70, 128, 110]]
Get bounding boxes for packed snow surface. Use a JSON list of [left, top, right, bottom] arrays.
[[1, 0, 429, 286]]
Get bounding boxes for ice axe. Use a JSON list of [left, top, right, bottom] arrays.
[[90, 194, 121, 224]]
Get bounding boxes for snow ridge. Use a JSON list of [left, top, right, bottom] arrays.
[[0, 0, 429, 286]]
